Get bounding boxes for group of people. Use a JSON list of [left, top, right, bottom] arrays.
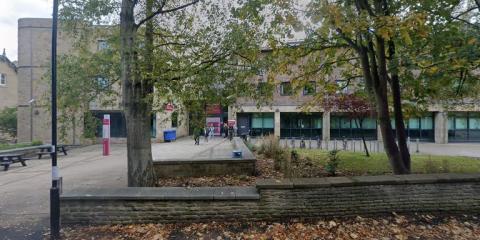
[[193, 122, 236, 145]]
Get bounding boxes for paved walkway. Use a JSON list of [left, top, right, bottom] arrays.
[[0, 137, 233, 239], [153, 137, 234, 161], [0, 144, 127, 239]]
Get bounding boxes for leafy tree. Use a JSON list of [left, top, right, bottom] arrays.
[[57, 0, 266, 186], [325, 94, 375, 157], [243, 0, 480, 174], [0, 107, 17, 138]]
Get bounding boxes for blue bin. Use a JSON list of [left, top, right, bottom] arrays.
[[232, 150, 242, 158], [163, 130, 176, 142]]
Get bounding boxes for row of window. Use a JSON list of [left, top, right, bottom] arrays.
[[239, 113, 437, 140], [448, 112, 480, 142], [262, 80, 349, 96], [88, 111, 480, 142]]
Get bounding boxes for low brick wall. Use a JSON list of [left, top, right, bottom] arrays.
[[153, 138, 256, 177], [61, 173, 480, 225], [153, 159, 256, 177]]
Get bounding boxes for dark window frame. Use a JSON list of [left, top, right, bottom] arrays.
[[303, 81, 316, 96], [280, 82, 293, 96]]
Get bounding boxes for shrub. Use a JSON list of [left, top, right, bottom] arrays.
[[441, 159, 451, 173], [325, 150, 340, 176], [423, 159, 439, 173], [257, 135, 289, 172], [290, 149, 299, 162], [0, 107, 17, 137], [258, 134, 282, 159], [423, 157, 451, 174], [31, 140, 43, 146]]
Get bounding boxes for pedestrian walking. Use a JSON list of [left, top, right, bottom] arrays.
[[204, 125, 209, 143], [223, 123, 228, 138], [209, 125, 214, 141], [193, 127, 201, 145]]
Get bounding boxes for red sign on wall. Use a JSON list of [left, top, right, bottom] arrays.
[[165, 103, 174, 111], [206, 104, 221, 115]]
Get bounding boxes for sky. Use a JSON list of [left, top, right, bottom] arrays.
[[0, 0, 53, 61]]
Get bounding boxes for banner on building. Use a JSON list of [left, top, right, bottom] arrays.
[[206, 104, 221, 115], [165, 103, 174, 112]]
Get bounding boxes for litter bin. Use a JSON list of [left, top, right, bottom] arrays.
[[163, 129, 176, 142]]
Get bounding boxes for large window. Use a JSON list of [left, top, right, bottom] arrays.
[[96, 76, 109, 90], [449, 112, 480, 142], [97, 40, 109, 50], [335, 80, 349, 94], [391, 115, 434, 141], [330, 115, 377, 140], [0, 73, 6, 85], [280, 113, 322, 138], [251, 113, 274, 136], [280, 82, 293, 96], [171, 111, 178, 128]]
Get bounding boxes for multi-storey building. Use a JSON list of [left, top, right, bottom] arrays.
[[17, 18, 480, 144], [16, 18, 188, 144]]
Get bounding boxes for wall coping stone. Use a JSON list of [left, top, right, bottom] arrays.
[[61, 187, 260, 201], [154, 158, 255, 165], [153, 137, 256, 164], [256, 173, 480, 189]]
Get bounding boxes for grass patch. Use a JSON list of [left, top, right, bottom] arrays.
[[297, 149, 480, 175]]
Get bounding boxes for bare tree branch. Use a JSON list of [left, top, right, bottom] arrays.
[[136, 0, 200, 28]]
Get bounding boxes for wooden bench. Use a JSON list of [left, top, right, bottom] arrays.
[[0, 154, 28, 171], [37, 145, 68, 159]]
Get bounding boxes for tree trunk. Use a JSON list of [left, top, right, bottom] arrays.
[[356, 118, 370, 157], [353, 0, 408, 174], [388, 41, 411, 171], [368, 37, 408, 174], [121, 0, 156, 187]]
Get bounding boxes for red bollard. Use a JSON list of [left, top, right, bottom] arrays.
[[103, 114, 110, 156]]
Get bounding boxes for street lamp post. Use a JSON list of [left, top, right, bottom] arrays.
[[50, 0, 60, 239]]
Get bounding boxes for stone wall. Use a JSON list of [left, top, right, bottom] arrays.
[[153, 138, 256, 177], [61, 173, 480, 225]]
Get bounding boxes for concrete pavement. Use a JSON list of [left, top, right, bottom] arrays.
[[0, 144, 127, 240], [0, 137, 232, 239]]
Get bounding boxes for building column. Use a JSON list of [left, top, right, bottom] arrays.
[[322, 111, 330, 141], [156, 111, 172, 142], [228, 105, 236, 121], [274, 110, 281, 138], [434, 111, 448, 144], [377, 125, 383, 142]]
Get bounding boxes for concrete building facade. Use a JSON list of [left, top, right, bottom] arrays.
[[17, 18, 480, 145], [17, 18, 188, 144]]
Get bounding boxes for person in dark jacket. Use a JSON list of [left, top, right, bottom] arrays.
[[193, 127, 201, 145]]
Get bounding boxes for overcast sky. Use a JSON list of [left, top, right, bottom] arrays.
[[0, 0, 53, 61]]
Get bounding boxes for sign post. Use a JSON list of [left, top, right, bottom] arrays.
[[103, 114, 110, 156]]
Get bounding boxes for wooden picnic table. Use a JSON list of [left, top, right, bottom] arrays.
[[0, 153, 28, 171], [37, 144, 68, 159]]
